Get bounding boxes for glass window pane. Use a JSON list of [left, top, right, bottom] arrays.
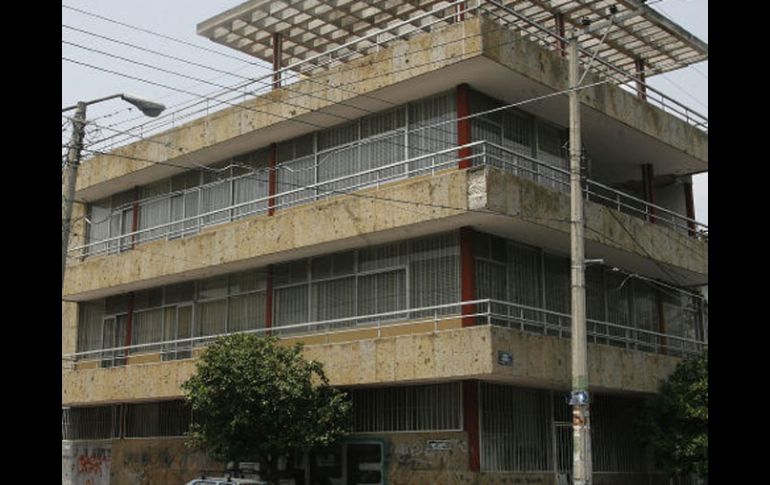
[[275, 285, 309, 327], [229, 292, 266, 332]]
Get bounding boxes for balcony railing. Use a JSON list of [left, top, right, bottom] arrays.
[[478, 142, 708, 236], [63, 299, 707, 368], [69, 140, 707, 259], [477, 0, 708, 132]]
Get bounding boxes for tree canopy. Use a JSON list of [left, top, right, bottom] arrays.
[[637, 350, 708, 479], [182, 333, 352, 482]]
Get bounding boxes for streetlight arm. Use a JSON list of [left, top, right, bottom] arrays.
[[61, 94, 123, 113], [62, 93, 165, 117]]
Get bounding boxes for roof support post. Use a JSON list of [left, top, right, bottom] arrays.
[[455, 1, 467, 22], [634, 58, 647, 101], [457, 83, 472, 169], [555, 13, 567, 57], [272, 33, 283, 89], [463, 380, 480, 472]]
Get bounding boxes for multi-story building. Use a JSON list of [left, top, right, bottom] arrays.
[[62, 1, 708, 484]]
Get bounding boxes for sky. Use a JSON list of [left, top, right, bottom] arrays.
[[61, 0, 708, 224]]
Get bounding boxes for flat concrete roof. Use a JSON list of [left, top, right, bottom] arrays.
[[197, 0, 707, 79]]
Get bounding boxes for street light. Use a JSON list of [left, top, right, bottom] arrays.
[[61, 93, 166, 291]]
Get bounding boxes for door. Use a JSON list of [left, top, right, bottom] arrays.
[[346, 443, 384, 485], [308, 441, 385, 485]]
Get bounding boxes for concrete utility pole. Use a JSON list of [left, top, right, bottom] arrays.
[[61, 94, 166, 292], [62, 102, 87, 291], [568, 32, 592, 485]]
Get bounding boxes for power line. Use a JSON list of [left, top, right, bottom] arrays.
[[63, 1, 664, 152], [65, 0, 707, 154], [70, 142, 703, 296], [62, 3, 255, 66], [61, 40, 366, 128], [61, 27, 385, 121]]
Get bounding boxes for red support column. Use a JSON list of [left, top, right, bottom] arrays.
[[265, 265, 274, 336], [457, 83, 472, 169], [455, 1, 466, 22], [641, 164, 656, 224], [683, 179, 697, 237], [268, 143, 277, 216], [555, 13, 566, 57], [635, 58, 647, 101], [463, 380, 480, 472], [460, 226, 476, 327], [272, 33, 283, 89]]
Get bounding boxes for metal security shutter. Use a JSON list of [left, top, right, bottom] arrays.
[[507, 242, 542, 332], [543, 253, 570, 336], [536, 122, 568, 192], [632, 280, 660, 351], [124, 400, 191, 438], [480, 383, 552, 472], [62, 405, 120, 440], [409, 233, 460, 316], [408, 92, 457, 173], [77, 301, 105, 353], [591, 395, 647, 472], [351, 383, 461, 432]]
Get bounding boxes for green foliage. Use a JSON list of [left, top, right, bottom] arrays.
[[637, 350, 708, 479], [182, 333, 352, 481]]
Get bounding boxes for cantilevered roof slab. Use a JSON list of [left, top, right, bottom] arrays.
[[197, 0, 708, 79]]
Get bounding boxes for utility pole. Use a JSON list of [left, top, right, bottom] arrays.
[[62, 102, 87, 291], [61, 94, 166, 292], [568, 31, 592, 485]]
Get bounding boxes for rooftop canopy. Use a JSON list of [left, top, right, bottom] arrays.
[[197, 0, 708, 80]]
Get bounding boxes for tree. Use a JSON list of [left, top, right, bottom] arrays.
[[182, 333, 352, 483], [637, 350, 708, 480]]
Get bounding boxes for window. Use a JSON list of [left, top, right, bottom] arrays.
[[351, 383, 461, 432]]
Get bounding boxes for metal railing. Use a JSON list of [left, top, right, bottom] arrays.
[[64, 298, 706, 365], [477, 0, 708, 132], [479, 141, 709, 236], [70, 141, 483, 257], [70, 140, 706, 258]]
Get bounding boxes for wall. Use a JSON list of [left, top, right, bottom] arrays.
[[656, 180, 690, 220], [62, 440, 112, 485], [96, 433, 670, 485], [109, 437, 219, 485]]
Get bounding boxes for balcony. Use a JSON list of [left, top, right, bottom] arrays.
[[69, 140, 707, 260], [67, 298, 706, 365], [62, 298, 705, 405]]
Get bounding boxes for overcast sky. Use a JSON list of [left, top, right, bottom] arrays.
[[62, 0, 708, 224]]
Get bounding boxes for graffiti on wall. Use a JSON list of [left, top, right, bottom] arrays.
[[390, 438, 468, 471], [63, 441, 112, 485]]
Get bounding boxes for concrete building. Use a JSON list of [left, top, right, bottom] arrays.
[[61, 1, 708, 484]]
